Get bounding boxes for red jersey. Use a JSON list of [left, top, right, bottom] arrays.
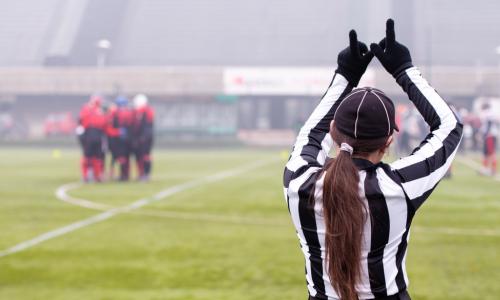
[[134, 105, 154, 138], [79, 104, 107, 130], [106, 106, 119, 137], [107, 107, 135, 137], [135, 106, 154, 123]]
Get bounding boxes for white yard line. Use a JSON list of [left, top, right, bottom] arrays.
[[3, 156, 497, 260], [456, 156, 500, 181], [0, 159, 276, 258], [56, 183, 114, 210], [56, 179, 288, 226], [46, 184, 500, 236], [119, 209, 288, 226], [53, 157, 500, 238]]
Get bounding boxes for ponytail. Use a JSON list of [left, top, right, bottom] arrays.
[[323, 139, 366, 300]]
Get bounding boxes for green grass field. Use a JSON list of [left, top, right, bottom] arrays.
[[0, 148, 498, 300]]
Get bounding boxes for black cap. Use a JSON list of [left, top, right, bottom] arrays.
[[333, 87, 399, 139]]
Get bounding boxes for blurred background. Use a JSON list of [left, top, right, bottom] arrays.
[[0, 1, 499, 300], [0, 0, 499, 146]]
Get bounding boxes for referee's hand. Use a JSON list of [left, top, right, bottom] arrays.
[[370, 19, 414, 78], [336, 30, 374, 86]]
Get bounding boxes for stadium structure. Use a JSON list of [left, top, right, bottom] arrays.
[[1, 0, 500, 144]]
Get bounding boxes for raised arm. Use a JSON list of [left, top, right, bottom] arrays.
[[284, 31, 373, 185], [391, 67, 462, 208], [371, 19, 463, 209]]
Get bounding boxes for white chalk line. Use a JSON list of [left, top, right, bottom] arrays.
[[56, 182, 288, 225], [56, 182, 114, 210], [56, 184, 288, 225], [58, 170, 500, 215], [456, 156, 500, 181], [0, 158, 278, 258], [117, 209, 288, 226], [3, 156, 499, 259], [55, 180, 500, 239], [55, 184, 500, 237]]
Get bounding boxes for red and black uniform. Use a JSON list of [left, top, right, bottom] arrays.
[[483, 120, 498, 156], [482, 115, 498, 175], [79, 103, 107, 182], [77, 105, 91, 148], [105, 105, 120, 179], [112, 106, 135, 181], [132, 105, 154, 179]]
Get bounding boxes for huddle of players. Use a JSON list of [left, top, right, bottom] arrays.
[[77, 94, 154, 183]]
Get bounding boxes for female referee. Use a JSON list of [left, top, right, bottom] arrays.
[[283, 19, 463, 300]]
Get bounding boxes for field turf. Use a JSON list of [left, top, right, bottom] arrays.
[[0, 148, 498, 300]]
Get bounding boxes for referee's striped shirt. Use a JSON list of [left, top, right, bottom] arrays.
[[283, 67, 463, 300]]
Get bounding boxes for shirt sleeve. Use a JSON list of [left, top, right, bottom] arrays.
[[390, 67, 463, 209], [283, 72, 352, 189]]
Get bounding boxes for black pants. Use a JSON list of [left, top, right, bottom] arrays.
[[83, 128, 104, 158], [308, 290, 411, 300], [108, 136, 119, 161], [132, 136, 153, 176]]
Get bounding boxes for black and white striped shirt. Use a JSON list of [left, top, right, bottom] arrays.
[[283, 67, 463, 299]]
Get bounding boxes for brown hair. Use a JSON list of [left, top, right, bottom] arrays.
[[322, 126, 389, 300]]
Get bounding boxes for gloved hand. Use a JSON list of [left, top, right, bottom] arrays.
[[336, 30, 374, 86], [370, 19, 413, 78], [119, 127, 128, 139]]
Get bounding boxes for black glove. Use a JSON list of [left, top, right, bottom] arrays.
[[336, 30, 374, 86], [370, 19, 413, 78]]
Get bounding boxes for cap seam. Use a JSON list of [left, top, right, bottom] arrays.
[[333, 89, 366, 122], [354, 91, 369, 138], [369, 90, 392, 136]]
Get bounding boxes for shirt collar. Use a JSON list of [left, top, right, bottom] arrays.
[[352, 157, 380, 171]]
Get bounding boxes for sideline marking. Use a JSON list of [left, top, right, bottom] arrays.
[[56, 182, 289, 225], [3, 155, 497, 260], [56, 183, 113, 210], [55, 184, 500, 237], [456, 157, 500, 182], [0, 159, 277, 258], [55, 183, 500, 238], [115, 209, 289, 226], [53, 157, 500, 237]]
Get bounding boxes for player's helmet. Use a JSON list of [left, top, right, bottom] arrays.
[[89, 95, 103, 107], [133, 94, 148, 108], [115, 96, 129, 108]]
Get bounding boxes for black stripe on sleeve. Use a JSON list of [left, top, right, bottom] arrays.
[[284, 163, 321, 189], [319, 72, 337, 101], [394, 69, 464, 184], [364, 169, 390, 298], [394, 123, 463, 183], [297, 173, 327, 299], [410, 132, 433, 155], [283, 168, 295, 188], [411, 182, 438, 210], [396, 71, 442, 131], [298, 79, 353, 164]]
